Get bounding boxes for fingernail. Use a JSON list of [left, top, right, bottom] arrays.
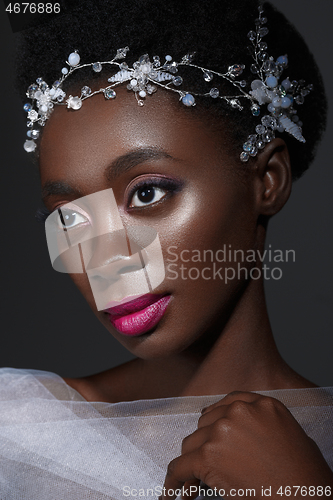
[[201, 406, 207, 414]]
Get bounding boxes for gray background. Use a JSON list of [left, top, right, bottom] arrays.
[[1, 0, 332, 384]]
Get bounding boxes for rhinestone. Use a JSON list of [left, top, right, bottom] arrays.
[[182, 52, 196, 64], [249, 146, 258, 157], [40, 82, 47, 91], [146, 84, 157, 94], [256, 139, 265, 149], [255, 124, 265, 134], [36, 77, 43, 84], [138, 100, 145, 106], [139, 54, 150, 64], [23, 103, 32, 112], [243, 142, 253, 152], [173, 76, 183, 86], [258, 27, 269, 37], [250, 64, 259, 74], [240, 152, 250, 162], [153, 56, 161, 66], [307, 84, 314, 91], [104, 88, 116, 99], [48, 103, 54, 110], [295, 95, 305, 105], [301, 88, 310, 97], [116, 47, 129, 59], [68, 52, 80, 67], [228, 64, 245, 77], [209, 88, 219, 98], [258, 42, 268, 51], [254, 18, 261, 26], [92, 62, 102, 72], [28, 110, 38, 121], [23, 140, 37, 152], [261, 17, 267, 24], [263, 60, 276, 73], [182, 94, 196, 106], [81, 86, 92, 97], [31, 129, 40, 139], [133, 62, 140, 70], [67, 96, 82, 110], [119, 62, 128, 70], [251, 105, 260, 116], [27, 121, 33, 127], [169, 62, 178, 74], [203, 71, 213, 82], [258, 4, 264, 13], [248, 134, 257, 144], [264, 130, 275, 142], [240, 80, 247, 88], [230, 99, 242, 109], [258, 52, 268, 61], [247, 31, 256, 41], [27, 84, 38, 98], [57, 95, 64, 102]]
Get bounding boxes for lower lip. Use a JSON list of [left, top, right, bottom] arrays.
[[107, 295, 171, 336]]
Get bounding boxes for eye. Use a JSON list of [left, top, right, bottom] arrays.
[[129, 185, 167, 208], [57, 208, 89, 229]]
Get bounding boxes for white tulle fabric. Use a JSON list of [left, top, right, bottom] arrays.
[[0, 368, 332, 499]]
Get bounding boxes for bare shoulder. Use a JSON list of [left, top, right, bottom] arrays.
[[63, 358, 141, 403]]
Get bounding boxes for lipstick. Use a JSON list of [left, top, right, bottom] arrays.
[[105, 294, 171, 336]]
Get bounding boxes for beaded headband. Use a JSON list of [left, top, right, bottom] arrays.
[[23, 2, 313, 162]]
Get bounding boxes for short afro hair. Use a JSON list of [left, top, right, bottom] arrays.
[[15, 0, 327, 179]]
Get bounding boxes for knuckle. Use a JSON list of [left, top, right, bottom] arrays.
[[212, 418, 230, 436], [200, 440, 216, 460], [166, 458, 178, 477], [228, 399, 249, 415]]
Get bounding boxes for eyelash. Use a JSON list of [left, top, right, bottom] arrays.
[[126, 177, 182, 209], [35, 177, 182, 223]]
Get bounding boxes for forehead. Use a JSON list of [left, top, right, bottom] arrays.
[[39, 87, 234, 185]]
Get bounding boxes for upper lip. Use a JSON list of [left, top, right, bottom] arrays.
[[104, 293, 167, 317]]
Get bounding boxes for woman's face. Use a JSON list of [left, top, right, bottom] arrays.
[[39, 87, 261, 359]]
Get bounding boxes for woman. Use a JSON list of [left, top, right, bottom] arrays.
[[1, 0, 332, 498]]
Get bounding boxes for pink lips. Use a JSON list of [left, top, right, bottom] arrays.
[[105, 294, 171, 336]]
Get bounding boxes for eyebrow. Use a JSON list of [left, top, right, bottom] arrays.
[[41, 147, 177, 202], [41, 181, 82, 203], [104, 147, 176, 181]]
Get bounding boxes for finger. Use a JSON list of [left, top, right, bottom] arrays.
[[162, 452, 201, 500], [181, 426, 209, 455], [201, 391, 261, 415], [182, 480, 201, 500]]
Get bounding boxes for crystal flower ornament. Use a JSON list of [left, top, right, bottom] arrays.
[[23, 2, 312, 162]]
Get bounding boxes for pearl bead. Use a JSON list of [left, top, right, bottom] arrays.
[[267, 103, 275, 113], [277, 55, 288, 66], [61, 67, 69, 75], [281, 97, 292, 108], [272, 97, 282, 108], [40, 104, 48, 113], [281, 79, 291, 91], [266, 76, 278, 88], [68, 52, 80, 67], [139, 90, 146, 98], [182, 94, 195, 106], [165, 55, 172, 61], [23, 140, 37, 153]]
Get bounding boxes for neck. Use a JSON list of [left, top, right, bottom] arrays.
[[131, 277, 312, 399]]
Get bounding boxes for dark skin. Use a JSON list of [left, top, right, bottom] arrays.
[[38, 87, 333, 497]]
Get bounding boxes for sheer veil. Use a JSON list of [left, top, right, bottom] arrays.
[[0, 368, 332, 499]]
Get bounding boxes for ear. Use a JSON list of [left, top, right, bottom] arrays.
[[253, 138, 292, 216]]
